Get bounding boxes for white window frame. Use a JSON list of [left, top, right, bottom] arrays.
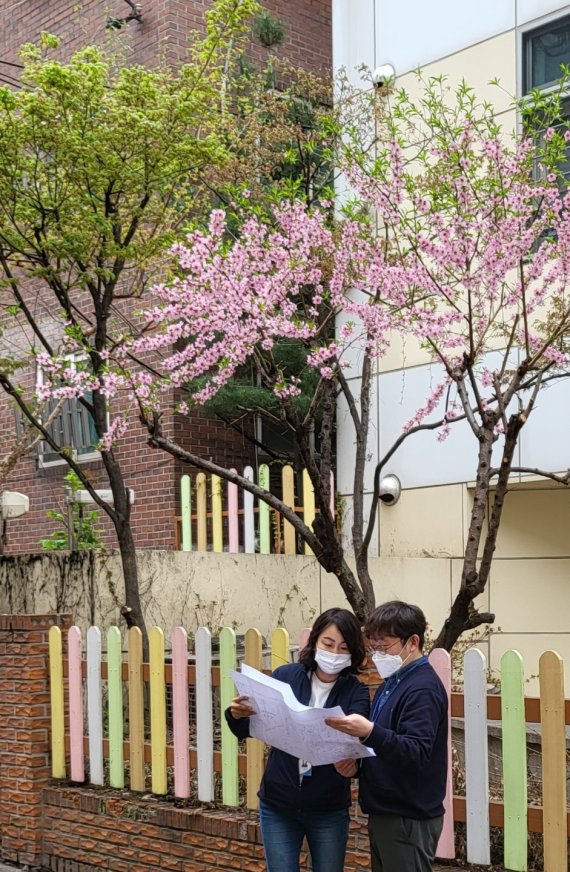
[[36, 355, 103, 468]]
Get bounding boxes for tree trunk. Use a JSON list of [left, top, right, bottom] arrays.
[[114, 516, 148, 657], [433, 413, 524, 651]]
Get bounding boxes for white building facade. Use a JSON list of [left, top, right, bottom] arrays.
[[332, 1, 570, 688]]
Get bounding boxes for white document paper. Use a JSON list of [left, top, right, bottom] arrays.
[[230, 663, 374, 766]]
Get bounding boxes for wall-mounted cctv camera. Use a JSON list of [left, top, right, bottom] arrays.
[[372, 63, 396, 90], [378, 473, 401, 505]]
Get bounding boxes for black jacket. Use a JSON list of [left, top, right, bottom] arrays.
[[359, 658, 448, 819], [225, 662, 371, 811]]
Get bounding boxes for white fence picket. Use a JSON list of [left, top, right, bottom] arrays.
[[464, 648, 491, 865], [243, 466, 255, 553], [86, 626, 104, 786], [196, 626, 214, 802]]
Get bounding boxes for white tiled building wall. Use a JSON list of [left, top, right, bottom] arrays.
[[333, 1, 570, 686]]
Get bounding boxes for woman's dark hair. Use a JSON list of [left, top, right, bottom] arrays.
[[299, 607, 366, 673], [365, 600, 426, 649]]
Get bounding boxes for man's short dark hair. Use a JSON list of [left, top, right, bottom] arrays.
[[365, 601, 427, 649]]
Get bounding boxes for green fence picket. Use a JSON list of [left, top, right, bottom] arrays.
[[219, 627, 238, 806], [107, 626, 124, 789], [501, 650, 527, 871]]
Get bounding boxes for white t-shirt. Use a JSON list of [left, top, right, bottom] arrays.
[[309, 672, 335, 708], [299, 673, 336, 779]]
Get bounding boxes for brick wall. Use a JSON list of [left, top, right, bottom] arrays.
[[0, 613, 73, 867], [0, 0, 330, 555], [41, 787, 372, 872], [0, 612, 372, 872], [1, 1, 331, 73]]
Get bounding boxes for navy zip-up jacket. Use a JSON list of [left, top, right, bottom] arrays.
[[359, 658, 448, 819], [225, 662, 370, 812]]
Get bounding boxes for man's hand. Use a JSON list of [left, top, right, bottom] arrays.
[[230, 695, 256, 719], [325, 713, 374, 738], [334, 758, 358, 777]]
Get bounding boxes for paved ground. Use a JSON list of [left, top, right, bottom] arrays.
[[434, 866, 507, 872], [0, 861, 505, 871]]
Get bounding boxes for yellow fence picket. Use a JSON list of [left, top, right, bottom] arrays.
[[282, 465, 296, 555], [271, 627, 290, 671], [302, 470, 315, 555], [539, 651, 567, 872], [149, 627, 167, 795], [196, 472, 207, 551], [48, 626, 65, 779], [128, 627, 145, 791], [245, 628, 264, 810]]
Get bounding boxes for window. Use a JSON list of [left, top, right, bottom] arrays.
[[38, 396, 99, 465], [523, 16, 570, 187], [523, 14, 570, 92], [36, 359, 100, 466]]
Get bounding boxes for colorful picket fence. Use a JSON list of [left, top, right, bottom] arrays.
[[48, 625, 570, 871], [176, 464, 334, 555]]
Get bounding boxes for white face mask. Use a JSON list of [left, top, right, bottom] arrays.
[[314, 648, 352, 675], [372, 643, 410, 679]]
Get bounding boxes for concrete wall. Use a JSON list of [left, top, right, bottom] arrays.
[[1, 548, 568, 692]]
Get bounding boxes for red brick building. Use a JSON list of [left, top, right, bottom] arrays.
[[0, 0, 331, 553]]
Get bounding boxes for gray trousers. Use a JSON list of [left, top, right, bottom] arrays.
[[368, 813, 443, 872]]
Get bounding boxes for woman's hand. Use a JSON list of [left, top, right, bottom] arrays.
[[334, 758, 358, 778], [325, 713, 374, 738], [230, 695, 256, 719]]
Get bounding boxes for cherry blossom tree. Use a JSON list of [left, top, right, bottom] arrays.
[[40, 76, 570, 647], [0, 0, 260, 646]]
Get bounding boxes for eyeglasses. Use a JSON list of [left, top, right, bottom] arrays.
[[365, 638, 404, 657]]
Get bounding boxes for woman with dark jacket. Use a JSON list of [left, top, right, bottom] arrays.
[[225, 607, 370, 872]]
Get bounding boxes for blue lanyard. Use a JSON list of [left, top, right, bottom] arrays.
[[370, 656, 428, 722]]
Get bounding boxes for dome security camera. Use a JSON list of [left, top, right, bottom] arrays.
[[372, 63, 396, 90], [378, 473, 401, 505]]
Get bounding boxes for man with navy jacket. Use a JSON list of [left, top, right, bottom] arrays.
[[326, 601, 448, 872]]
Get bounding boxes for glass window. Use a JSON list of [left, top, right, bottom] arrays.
[[39, 395, 99, 464], [524, 15, 570, 91], [36, 357, 100, 465]]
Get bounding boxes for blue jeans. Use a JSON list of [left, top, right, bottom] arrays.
[[259, 800, 349, 872]]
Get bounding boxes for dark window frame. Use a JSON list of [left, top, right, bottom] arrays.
[[523, 13, 570, 93]]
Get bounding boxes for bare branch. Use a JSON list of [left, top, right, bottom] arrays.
[[490, 466, 570, 485]]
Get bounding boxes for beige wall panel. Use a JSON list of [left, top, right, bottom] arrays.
[[396, 31, 517, 119], [140, 551, 321, 640], [380, 332, 432, 374], [493, 489, 570, 558], [373, 556, 452, 633], [488, 558, 570, 632], [380, 485, 465, 558], [489, 632, 570, 696], [451, 557, 491, 614], [320, 556, 452, 635]]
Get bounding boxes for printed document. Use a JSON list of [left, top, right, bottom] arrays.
[[230, 663, 374, 765]]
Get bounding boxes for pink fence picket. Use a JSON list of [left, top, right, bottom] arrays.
[[68, 626, 84, 783], [429, 647, 455, 859]]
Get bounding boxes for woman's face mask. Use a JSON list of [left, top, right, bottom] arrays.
[[314, 648, 352, 675]]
